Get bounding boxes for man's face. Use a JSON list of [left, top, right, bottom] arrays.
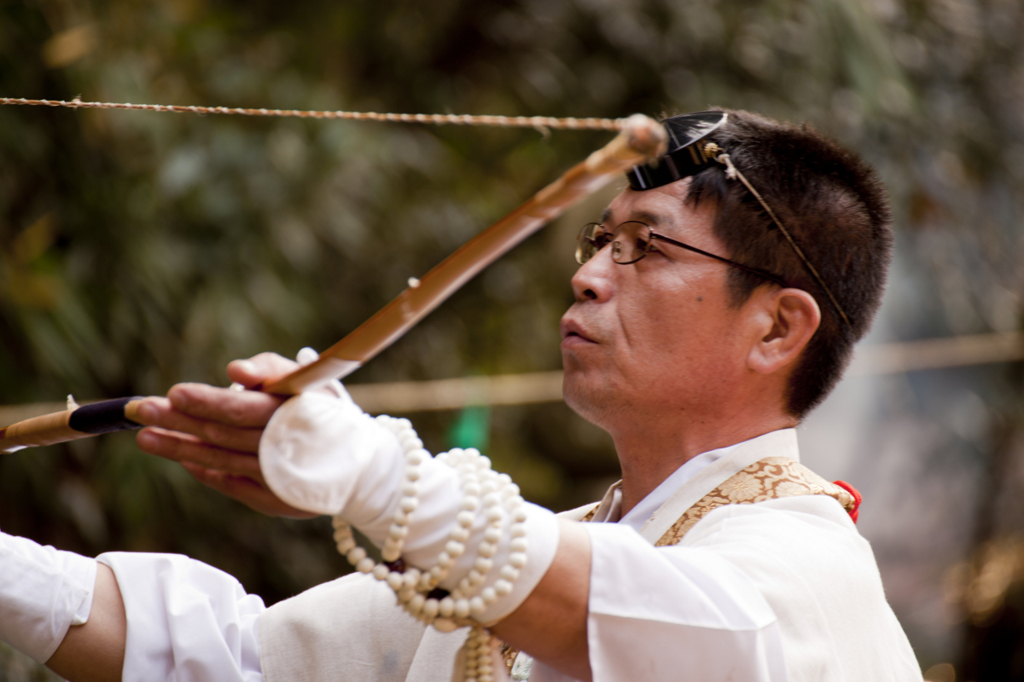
[[560, 179, 755, 430]]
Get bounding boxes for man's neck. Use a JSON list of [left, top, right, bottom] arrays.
[[611, 414, 797, 515]]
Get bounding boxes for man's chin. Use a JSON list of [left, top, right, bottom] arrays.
[[561, 371, 609, 425]]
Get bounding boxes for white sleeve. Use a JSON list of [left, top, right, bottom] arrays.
[[0, 531, 97, 663], [98, 552, 266, 682], [557, 523, 787, 682]]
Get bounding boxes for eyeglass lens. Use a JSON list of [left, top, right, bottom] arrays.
[[575, 222, 650, 265]]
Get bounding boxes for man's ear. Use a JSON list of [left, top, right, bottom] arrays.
[[746, 288, 821, 375]]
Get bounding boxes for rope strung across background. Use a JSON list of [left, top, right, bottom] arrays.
[[0, 96, 626, 131]]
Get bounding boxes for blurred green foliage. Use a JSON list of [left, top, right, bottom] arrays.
[[2, 0, 1024, 676]]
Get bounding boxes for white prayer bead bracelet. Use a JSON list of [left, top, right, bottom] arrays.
[[331, 417, 529, 681], [438, 448, 528, 619], [331, 419, 528, 626]]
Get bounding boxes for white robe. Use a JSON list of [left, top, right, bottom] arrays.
[[89, 428, 922, 681]]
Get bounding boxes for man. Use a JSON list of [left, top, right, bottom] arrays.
[[0, 109, 922, 681]]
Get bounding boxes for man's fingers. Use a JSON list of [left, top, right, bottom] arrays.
[[137, 427, 265, 480], [227, 352, 300, 390], [134, 401, 264, 452], [142, 384, 283, 430], [168, 383, 284, 426], [181, 462, 317, 519], [139, 428, 318, 519], [181, 462, 261, 500]]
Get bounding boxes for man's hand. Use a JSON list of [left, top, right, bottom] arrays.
[[133, 352, 317, 518]]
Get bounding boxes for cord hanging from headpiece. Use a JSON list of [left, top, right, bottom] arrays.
[[703, 142, 853, 328]]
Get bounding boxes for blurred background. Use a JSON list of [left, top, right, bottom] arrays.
[[1, 0, 1022, 679]]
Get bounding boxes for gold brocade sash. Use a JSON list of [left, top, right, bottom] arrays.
[[652, 456, 856, 545], [501, 456, 857, 675]]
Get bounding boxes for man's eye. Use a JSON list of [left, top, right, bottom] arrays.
[[643, 242, 665, 257], [593, 233, 613, 248]]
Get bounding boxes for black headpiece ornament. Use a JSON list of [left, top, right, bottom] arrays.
[[625, 111, 729, 191]]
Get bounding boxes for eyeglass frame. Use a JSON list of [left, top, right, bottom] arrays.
[[575, 220, 790, 289]]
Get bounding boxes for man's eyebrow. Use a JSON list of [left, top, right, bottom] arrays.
[[631, 210, 664, 226], [599, 209, 666, 226]]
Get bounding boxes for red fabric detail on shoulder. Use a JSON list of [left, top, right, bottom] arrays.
[[832, 480, 861, 523]]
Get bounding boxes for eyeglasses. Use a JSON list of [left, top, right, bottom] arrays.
[[575, 221, 789, 288]]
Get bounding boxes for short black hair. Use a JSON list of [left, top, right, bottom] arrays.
[[686, 109, 892, 417]]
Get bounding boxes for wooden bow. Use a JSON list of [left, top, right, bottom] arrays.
[[0, 114, 667, 454]]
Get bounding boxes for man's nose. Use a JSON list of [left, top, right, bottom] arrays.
[[570, 248, 616, 303]]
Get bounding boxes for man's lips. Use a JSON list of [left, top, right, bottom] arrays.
[[560, 318, 595, 345]]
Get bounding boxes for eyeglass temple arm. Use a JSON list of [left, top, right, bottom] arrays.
[[650, 235, 789, 288]]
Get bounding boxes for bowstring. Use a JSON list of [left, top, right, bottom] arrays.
[[0, 96, 625, 131]]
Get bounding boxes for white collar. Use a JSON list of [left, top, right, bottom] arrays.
[[617, 445, 737, 531], [587, 428, 800, 536]]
